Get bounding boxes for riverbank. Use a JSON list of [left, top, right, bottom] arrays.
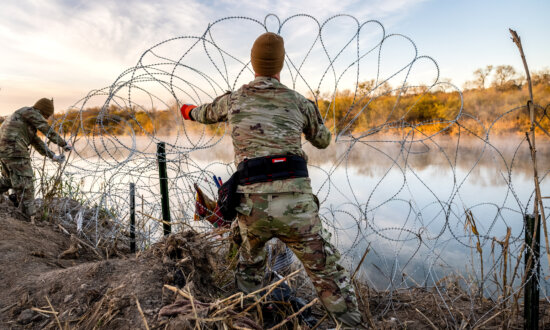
[[1, 199, 548, 329]]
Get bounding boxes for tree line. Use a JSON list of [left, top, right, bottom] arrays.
[[2, 66, 549, 137], [316, 65, 550, 137]]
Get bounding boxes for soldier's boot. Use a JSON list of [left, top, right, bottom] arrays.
[[334, 311, 367, 329], [8, 193, 19, 207]]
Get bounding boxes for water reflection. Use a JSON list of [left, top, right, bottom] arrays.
[[54, 134, 550, 293]]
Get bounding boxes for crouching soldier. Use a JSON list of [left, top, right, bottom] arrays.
[[181, 33, 364, 328], [0, 98, 72, 219]]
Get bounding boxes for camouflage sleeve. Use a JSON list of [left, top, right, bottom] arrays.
[[30, 135, 55, 159], [190, 92, 232, 124], [302, 99, 331, 149], [22, 109, 67, 147]]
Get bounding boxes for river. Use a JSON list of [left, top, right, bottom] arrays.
[[42, 133, 550, 294]]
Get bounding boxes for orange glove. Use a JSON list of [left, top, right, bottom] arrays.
[[180, 104, 197, 120]]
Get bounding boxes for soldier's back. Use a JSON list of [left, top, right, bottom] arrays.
[[0, 107, 35, 159], [229, 77, 311, 164], [230, 77, 317, 195]]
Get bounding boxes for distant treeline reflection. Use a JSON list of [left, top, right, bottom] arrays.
[[67, 133, 550, 183]]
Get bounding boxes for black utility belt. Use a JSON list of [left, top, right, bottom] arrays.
[[217, 155, 309, 221], [237, 154, 309, 185]]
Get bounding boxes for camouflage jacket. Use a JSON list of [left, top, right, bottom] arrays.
[[192, 76, 331, 193], [0, 107, 67, 159]]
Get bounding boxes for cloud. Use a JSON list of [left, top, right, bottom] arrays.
[[1, 0, 211, 70], [0, 0, 427, 113]]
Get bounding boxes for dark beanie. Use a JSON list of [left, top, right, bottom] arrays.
[[250, 32, 285, 76], [33, 98, 54, 118]]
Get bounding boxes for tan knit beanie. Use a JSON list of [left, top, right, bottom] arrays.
[[33, 98, 54, 118], [250, 32, 285, 76]]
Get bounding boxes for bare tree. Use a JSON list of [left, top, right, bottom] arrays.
[[492, 65, 518, 90], [473, 65, 493, 89], [357, 80, 392, 97], [357, 80, 375, 96]]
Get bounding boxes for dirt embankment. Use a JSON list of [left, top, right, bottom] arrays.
[[2, 204, 550, 329], [0, 211, 226, 329]]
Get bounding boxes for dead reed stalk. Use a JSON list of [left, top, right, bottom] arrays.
[[135, 296, 150, 330], [268, 298, 319, 330], [45, 296, 62, 330]]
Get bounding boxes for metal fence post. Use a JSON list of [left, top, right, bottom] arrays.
[[524, 214, 540, 329], [157, 142, 171, 235], [130, 183, 136, 253]]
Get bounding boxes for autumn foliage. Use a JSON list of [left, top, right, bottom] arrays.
[[3, 67, 548, 138]]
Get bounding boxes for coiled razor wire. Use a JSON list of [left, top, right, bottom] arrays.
[[32, 14, 550, 323]]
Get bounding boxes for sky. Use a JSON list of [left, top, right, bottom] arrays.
[[0, 0, 548, 115]]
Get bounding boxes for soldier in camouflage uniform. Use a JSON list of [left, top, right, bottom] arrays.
[[181, 33, 363, 327], [0, 98, 71, 218]]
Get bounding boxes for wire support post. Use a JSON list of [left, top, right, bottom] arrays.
[[157, 142, 171, 236], [524, 213, 540, 330], [130, 183, 136, 253]]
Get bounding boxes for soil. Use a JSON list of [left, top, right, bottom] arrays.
[[0, 209, 227, 329], [1, 204, 549, 329]]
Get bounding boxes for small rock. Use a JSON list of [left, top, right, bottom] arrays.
[[17, 309, 35, 325], [64, 294, 73, 303]]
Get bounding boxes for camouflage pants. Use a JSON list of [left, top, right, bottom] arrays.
[[0, 158, 35, 216], [235, 192, 362, 327]]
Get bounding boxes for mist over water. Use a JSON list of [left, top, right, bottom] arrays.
[[70, 133, 550, 174]]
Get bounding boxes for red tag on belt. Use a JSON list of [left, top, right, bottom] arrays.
[[271, 157, 287, 163]]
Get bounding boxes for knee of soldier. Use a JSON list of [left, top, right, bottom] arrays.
[[235, 273, 263, 294], [238, 251, 267, 269], [335, 310, 364, 329]]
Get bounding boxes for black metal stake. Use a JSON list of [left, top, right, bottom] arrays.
[[524, 214, 540, 330], [157, 142, 171, 236], [130, 183, 136, 253]]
